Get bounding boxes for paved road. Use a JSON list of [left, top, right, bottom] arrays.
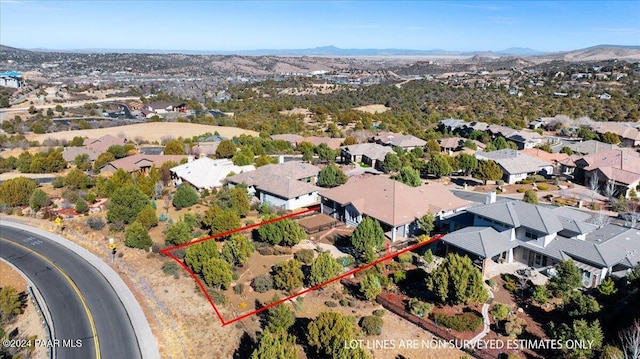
[[0, 226, 142, 359]]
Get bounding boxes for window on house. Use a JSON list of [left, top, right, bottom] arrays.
[[525, 231, 538, 240]]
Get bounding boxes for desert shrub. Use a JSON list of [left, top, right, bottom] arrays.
[[537, 183, 549, 191], [359, 315, 384, 335], [432, 312, 482, 332], [207, 288, 228, 305], [518, 179, 533, 185], [251, 274, 274, 293], [503, 274, 518, 292], [258, 246, 275, 256], [324, 301, 337, 308], [339, 299, 348, 306], [397, 252, 413, 264], [233, 284, 244, 295], [392, 270, 406, 283], [172, 184, 199, 209], [533, 285, 550, 304], [517, 188, 526, 193], [486, 279, 497, 290], [407, 298, 433, 318], [86, 216, 105, 230], [496, 180, 505, 186], [273, 246, 293, 255], [527, 175, 545, 182], [162, 261, 178, 275], [373, 309, 386, 317], [336, 256, 355, 267], [294, 249, 315, 265]]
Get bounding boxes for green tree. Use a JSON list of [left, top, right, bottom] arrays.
[[426, 253, 488, 304], [44, 151, 67, 173], [0, 177, 38, 206], [29, 189, 51, 211], [456, 153, 478, 175], [229, 186, 250, 217], [426, 139, 441, 154], [250, 331, 297, 359], [560, 146, 573, 155], [418, 213, 435, 235], [202, 257, 233, 289], [172, 184, 199, 209], [548, 260, 582, 297], [601, 131, 621, 144], [165, 219, 192, 246], [0, 286, 23, 319], [490, 303, 509, 322], [351, 217, 385, 262], [562, 292, 601, 317], [232, 147, 254, 166], [221, 234, 254, 266], [552, 319, 603, 359], [73, 153, 91, 170], [522, 189, 539, 204], [317, 163, 348, 188], [93, 152, 115, 172], [536, 143, 553, 153], [265, 301, 295, 334], [135, 205, 158, 230], [75, 198, 89, 213], [597, 277, 617, 297], [425, 154, 453, 178], [185, 240, 220, 275], [107, 185, 149, 224], [532, 285, 550, 304], [202, 205, 241, 235], [395, 166, 421, 187], [473, 160, 503, 184], [255, 155, 276, 167], [273, 259, 304, 293], [257, 217, 306, 246], [359, 273, 382, 301], [309, 252, 343, 287], [315, 143, 336, 163], [124, 221, 152, 249], [215, 140, 236, 158], [383, 152, 402, 173], [163, 140, 185, 155], [107, 144, 128, 159], [307, 312, 368, 359], [69, 136, 85, 146], [64, 168, 92, 189], [493, 137, 509, 150]]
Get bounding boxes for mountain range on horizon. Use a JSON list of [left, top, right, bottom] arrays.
[[2, 44, 640, 58]]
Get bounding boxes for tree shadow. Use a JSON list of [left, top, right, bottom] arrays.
[[232, 331, 255, 359]]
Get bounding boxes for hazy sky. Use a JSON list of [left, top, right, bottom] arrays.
[[1, 1, 638, 52]]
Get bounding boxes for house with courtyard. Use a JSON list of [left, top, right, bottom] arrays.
[[564, 149, 640, 198], [475, 149, 553, 184], [226, 161, 321, 210], [442, 199, 640, 287], [319, 176, 469, 242], [170, 157, 254, 191], [340, 143, 394, 171]]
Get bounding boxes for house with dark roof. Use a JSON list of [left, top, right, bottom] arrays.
[[340, 143, 394, 171], [226, 161, 321, 210], [319, 176, 469, 242], [442, 199, 640, 287], [475, 149, 553, 184], [565, 140, 618, 155], [372, 131, 427, 150]]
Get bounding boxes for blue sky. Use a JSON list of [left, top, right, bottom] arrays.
[[1, 1, 638, 52]]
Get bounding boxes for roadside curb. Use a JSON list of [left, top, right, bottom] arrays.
[[1, 220, 161, 359]]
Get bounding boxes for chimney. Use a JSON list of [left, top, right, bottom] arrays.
[[279, 155, 284, 164], [486, 191, 496, 204]]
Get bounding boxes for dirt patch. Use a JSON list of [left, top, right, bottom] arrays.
[[25, 122, 258, 144], [353, 104, 390, 114]]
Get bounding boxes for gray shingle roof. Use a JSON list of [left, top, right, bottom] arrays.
[[468, 201, 564, 235], [442, 226, 517, 258], [226, 161, 321, 199]]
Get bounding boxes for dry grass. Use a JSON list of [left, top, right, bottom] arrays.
[[353, 104, 391, 114], [25, 122, 258, 143]]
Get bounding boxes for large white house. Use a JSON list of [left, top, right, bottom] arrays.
[[170, 157, 254, 191]]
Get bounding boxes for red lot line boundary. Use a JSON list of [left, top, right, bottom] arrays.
[[160, 206, 443, 326]]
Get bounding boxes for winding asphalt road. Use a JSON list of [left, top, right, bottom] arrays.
[[0, 225, 142, 359]]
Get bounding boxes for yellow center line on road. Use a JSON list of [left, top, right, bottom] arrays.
[[0, 237, 101, 359]]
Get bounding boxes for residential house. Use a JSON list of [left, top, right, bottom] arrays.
[[565, 140, 619, 155], [145, 102, 186, 114], [487, 124, 518, 139], [319, 176, 469, 242], [529, 117, 554, 130], [591, 123, 640, 147], [100, 154, 186, 174], [571, 149, 640, 198], [226, 161, 321, 210], [439, 118, 467, 133], [271, 134, 305, 148], [84, 134, 127, 153], [170, 157, 255, 191], [507, 131, 545, 150], [271, 134, 344, 150], [62, 147, 102, 162], [442, 199, 640, 287], [439, 137, 464, 154], [340, 143, 394, 171], [521, 148, 568, 174], [372, 131, 427, 150], [475, 149, 553, 184]]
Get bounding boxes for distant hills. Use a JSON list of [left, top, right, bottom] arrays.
[[1, 44, 639, 61]]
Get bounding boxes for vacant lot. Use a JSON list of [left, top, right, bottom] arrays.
[[25, 122, 258, 143], [353, 104, 391, 114]]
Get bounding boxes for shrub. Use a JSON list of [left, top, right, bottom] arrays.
[[162, 261, 178, 275], [397, 252, 413, 264], [496, 180, 505, 186], [392, 270, 406, 283], [373, 309, 386, 317], [172, 185, 199, 209], [336, 256, 355, 267], [503, 274, 518, 292], [294, 249, 315, 265], [533, 285, 550, 304], [517, 188, 526, 193], [86, 216, 105, 230], [124, 221, 152, 249], [527, 175, 545, 183], [251, 274, 274, 293], [233, 284, 244, 295], [486, 279, 497, 290], [359, 315, 384, 335], [324, 301, 338, 308], [207, 288, 228, 305], [432, 312, 482, 332], [407, 298, 434, 318], [537, 183, 549, 191]]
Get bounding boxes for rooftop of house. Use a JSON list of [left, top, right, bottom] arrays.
[[487, 124, 518, 138], [521, 148, 569, 163], [508, 131, 543, 143], [476, 149, 551, 174], [170, 157, 255, 189], [226, 161, 321, 199], [373, 131, 427, 148], [579, 149, 640, 174], [303, 136, 345, 150], [319, 176, 469, 227], [62, 146, 102, 162], [84, 134, 127, 152], [468, 200, 566, 235], [102, 154, 186, 172], [442, 226, 518, 259], [440, 118, 466, 129], [341, 143, 394, 162], [438, 137, 465, 149], [591, 123, 640, 141], [566, 140, 619, 155], [271, 134, 305, 143]]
